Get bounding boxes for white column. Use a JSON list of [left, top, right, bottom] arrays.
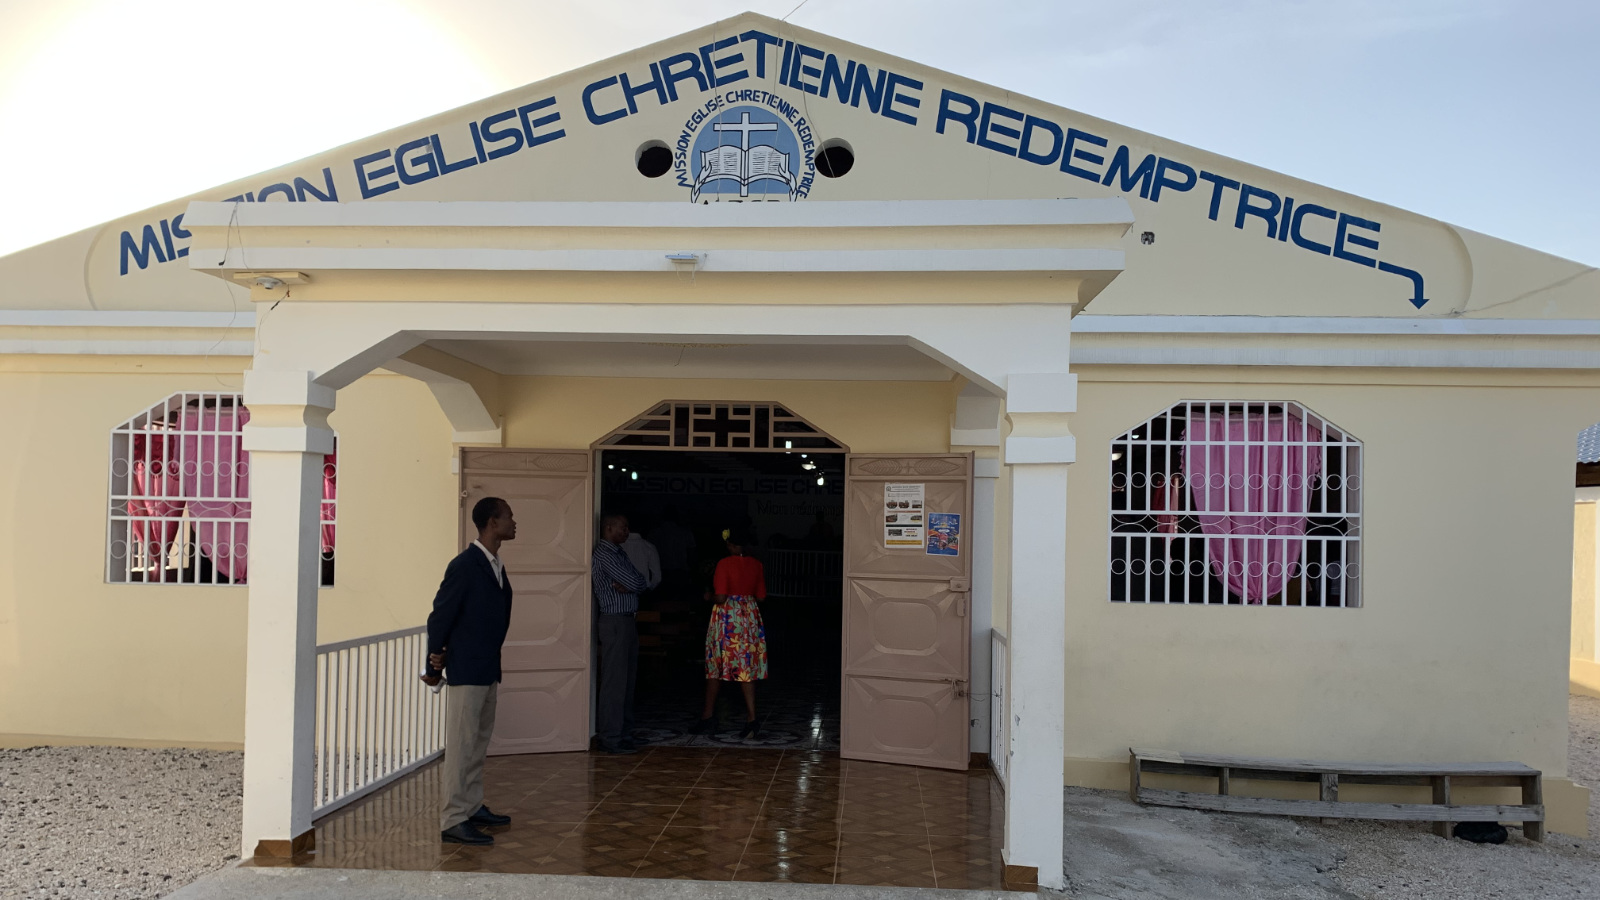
[[952, 384, 1003, 757], [239, 370, 336, 858], [1001, 373, 1076, 891]]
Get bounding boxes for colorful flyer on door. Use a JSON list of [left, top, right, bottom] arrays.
[[926, 512, 961, 556], [883, 482, 925, 548]]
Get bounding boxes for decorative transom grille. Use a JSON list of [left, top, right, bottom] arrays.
[[1109, 400, 1361, 607], [597, 401, 845, 452], [106, 392, 337, 586]]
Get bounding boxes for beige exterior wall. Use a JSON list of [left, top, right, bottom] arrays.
[[1572, 498, 1600, 699], [0, 366, 956, 746], [1063, 366, 1599, 832], [0, 361, 458, 747]]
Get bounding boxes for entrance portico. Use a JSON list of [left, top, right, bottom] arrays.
[[190, 197, 1132, 889]]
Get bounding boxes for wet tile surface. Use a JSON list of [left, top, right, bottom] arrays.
[[254, 746, 1010, 889]]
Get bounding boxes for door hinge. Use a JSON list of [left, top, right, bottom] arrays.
[[956, 594, 968, 617]]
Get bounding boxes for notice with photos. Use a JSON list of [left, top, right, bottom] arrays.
[[883, 482, 925, 549], [926, 512, 961, 557]]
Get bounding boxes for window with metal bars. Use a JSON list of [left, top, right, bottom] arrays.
[[1109, 400, 1361, 607], [107, 392, 337, 586]]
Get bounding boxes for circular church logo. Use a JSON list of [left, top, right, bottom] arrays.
[[677, 102, 814, 202]]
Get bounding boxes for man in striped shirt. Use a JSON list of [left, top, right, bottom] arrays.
[[593, 513, 649, 753]]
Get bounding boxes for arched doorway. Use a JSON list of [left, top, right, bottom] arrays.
[[461, 401, 975, 770]]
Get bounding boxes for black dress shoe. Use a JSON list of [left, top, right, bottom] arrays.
[[441, 822, 494, 844], [468, 805, 511, 827]]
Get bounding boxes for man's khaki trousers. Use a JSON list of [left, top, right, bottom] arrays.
[[441, 683, 498, 831]]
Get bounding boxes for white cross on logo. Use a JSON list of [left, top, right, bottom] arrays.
[[712, 111, 779, 151]]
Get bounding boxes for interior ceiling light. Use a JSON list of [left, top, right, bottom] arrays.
[[802, 462, 816, 471], [816, 476, 825, 486], [631, 471, 638, 480]]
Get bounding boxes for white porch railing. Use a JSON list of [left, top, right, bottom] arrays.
[[314, 626, 445, 816], [765, 548, 843, 599]]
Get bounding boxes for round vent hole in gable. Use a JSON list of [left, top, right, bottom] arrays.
[[636, 141, 672, 178], [817, 140, 854, 178]]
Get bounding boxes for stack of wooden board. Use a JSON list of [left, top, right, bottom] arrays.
[[1129, 748, 1544, 841]]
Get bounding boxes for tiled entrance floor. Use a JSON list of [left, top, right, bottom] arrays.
[[257, 746, 1010, 889]]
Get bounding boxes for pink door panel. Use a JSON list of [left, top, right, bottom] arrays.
[[460, 450, 592, 755], [843, 578, 966, 680], [842, 453, 972, 770], [841, 674, 968, 767]]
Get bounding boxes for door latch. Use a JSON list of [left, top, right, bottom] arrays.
[[940, 677, 969, 699]]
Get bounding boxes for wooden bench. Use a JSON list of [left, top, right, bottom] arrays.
[[1129, 748, 1544, 841]]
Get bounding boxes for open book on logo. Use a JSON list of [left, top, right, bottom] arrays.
[[692, 144, 798, 201]]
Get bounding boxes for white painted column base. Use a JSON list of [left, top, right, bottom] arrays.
[[240, 371, 335, 858], [1000, 373, 1074, 891]]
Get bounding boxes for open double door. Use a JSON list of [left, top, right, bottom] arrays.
[[458, 448, 973, 769]]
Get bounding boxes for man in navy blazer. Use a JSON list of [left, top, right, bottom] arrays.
[[423, 496, 517, 845]]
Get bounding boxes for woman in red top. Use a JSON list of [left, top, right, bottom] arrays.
[[690, 528, 769, 738]]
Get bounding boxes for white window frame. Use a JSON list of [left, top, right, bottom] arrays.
[[1108, 399, 1362, 607], [106, 391, 337, 586]]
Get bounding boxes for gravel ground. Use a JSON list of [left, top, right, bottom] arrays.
[[6, 699, 1600, 899], [1308, 694, 1600, 900], [0, 746, 242, 900]]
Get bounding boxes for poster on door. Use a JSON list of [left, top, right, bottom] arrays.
[[883, 482, 925, 548], [926, 512, 961, 556]]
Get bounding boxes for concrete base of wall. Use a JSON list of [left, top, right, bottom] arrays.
[[0, 733, 243, 751], [1065, 756, 1591, 838], [1572, 658, 1600, 699]]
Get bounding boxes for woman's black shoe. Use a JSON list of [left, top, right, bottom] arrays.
[[689, 716, 717, 735], [739, 720, 760, 740]]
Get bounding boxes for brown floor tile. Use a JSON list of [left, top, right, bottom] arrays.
[[557, 823, 664, 853], [582, 804, 681, 828], [833, 855, 938, 888], [924, 810, 997, 836], [747, 827, 839, 858], [837, 831, 933, 860], [754, 806, 840, 832], [932, 858, 1009, 890], [633, 855, 741, 881], [733, 854, 839, 883], [836, 803, 927, 834], [668, 805, 763, 833], [513, 799, 600, 824], [925, 831, 1002, 862], [604, 784, 692, 806]]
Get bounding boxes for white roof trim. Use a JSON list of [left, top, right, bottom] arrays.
[[196, 247, 1125, 274], [0, 310, 255, 327], [181, 198, 1136, 230], [0, 339, 251, 356], [1074, 315, 1600, 337]]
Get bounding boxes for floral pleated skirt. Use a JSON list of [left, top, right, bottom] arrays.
[[705, 595, 769, 682]]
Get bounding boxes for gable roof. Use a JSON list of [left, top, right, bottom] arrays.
[[0, 11, 1593, 321]]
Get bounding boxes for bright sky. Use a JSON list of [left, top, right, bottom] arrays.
[[1, 0, 1596, 263]]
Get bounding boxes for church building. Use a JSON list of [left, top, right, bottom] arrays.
[[2, 12, 1597, 890]]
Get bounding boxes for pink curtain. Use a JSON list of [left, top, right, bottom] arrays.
[[182, 407, 252, 583], [129, 434, 183, 569], [1183, 409, 1323, 604], [128, 404, 338, 584], [321, 452, 337, 555]]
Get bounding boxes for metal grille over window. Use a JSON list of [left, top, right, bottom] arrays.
[[1109, 401, 1361, 607], [597, 401, 845, 452], [107, 392, 337, 585]]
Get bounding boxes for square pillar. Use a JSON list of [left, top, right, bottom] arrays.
[[1000, 373, 1076, 891], [952, 384, 1004, 757], [239, 371, 336, 858]]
